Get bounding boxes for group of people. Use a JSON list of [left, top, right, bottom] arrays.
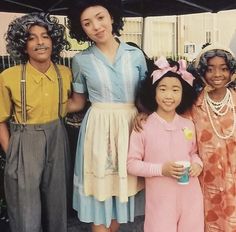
[[0, 0, 236, 232], [129, 44, 236, 231]]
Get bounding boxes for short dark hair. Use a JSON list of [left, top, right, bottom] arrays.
[[5, 12, 70, 63], [67, 0, 124, 43], [138, 67, 197, 114]]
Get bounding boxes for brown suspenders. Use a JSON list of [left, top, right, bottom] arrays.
[[53, 63, 63, 120]]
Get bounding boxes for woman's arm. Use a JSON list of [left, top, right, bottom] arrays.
[[67, 92, 87, 113], [127, 129, 163, 177], [128, 129, 185, 179]]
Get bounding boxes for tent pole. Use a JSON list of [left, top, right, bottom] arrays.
[[141, 17, 146, 49], [176, 16, 179, 56]]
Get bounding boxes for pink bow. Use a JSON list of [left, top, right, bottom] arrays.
[[151, 56, 178, 84], [151, 57, 195, 86], [178, 59, 195, 86]]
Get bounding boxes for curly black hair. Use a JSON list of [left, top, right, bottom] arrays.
[[138, 60, 197, 115], [5, 12, 70, 63], [66, 0, 124, 43]]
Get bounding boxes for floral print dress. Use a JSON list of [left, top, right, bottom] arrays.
[[191, 89, 236, 232]]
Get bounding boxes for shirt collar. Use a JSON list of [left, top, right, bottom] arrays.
[[115, 41, 138, 62], [154, 112, 180, 131], [26, 61, 57, 83]]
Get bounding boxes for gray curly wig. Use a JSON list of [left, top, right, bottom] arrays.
[[191, 45, 236, 90], [5, 12, 70, 63], [197, 49, 236, 77]]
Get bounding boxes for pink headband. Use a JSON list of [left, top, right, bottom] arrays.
[[151, 56, 195, 86]]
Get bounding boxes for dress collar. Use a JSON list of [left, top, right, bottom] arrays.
[[90, 41, 137, 67], [153, 112, 180, 131]]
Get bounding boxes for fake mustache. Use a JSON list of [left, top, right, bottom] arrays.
[[34, 45, 49, 51]]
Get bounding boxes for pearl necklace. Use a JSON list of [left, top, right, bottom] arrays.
[[205, 89, 231, 116], [204, 89, 236, 139]]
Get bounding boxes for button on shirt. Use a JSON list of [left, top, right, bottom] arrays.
[[0, 62, 72, 124]]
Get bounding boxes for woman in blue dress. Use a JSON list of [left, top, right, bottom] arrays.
[[67, 0, 147, 231]]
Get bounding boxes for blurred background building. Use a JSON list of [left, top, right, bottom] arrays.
[[1, 9, 236, 63]]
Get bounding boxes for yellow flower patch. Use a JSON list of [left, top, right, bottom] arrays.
[[183, 127, 193, 140]]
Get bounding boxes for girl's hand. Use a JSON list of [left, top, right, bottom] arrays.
[[162, 162, 185, 179], [189, 163, 202, 177], [133, 112, 148, 132]]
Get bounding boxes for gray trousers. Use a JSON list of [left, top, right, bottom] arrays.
[[4, 119, 70, 232]]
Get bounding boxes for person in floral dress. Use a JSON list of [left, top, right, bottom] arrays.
[[134, 46, 236, 231], [191, 44, 236, 231]]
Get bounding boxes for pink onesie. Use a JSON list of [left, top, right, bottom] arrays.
[[128, 112, 204, 232]]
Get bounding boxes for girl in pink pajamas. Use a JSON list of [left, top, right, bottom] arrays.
[[127, 57, 204, 232]]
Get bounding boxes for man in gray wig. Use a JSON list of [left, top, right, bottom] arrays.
[[0, 12, 72, 232]]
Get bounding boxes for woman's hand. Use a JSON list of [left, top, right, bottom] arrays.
[[133, 112, 148, 132], [162, 162, 185, 179], [189, 163, 203, 177], [67, 92, 87, 113]]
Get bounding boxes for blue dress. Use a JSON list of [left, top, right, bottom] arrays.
[[72, 42, 147, 227]]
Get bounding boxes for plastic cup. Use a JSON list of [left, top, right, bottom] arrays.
[[175, 161, 191, 185]]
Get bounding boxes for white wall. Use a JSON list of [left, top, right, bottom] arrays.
[[120, 17, 143, 47], [0, 12, 25, 55], [2, 9, 236, 59], [143, 16, 177, 58], [181, 9, 236, 57]]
